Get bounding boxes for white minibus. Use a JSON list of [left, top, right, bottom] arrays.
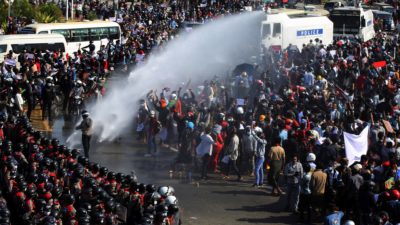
[[0, 34, 67, 64], [19, 21, 122, 55]]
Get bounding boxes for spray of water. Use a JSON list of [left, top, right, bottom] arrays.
[[66, 12, 264, 147]]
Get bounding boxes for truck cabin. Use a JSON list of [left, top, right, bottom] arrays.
[[324, 1, 346, 12], [372, 10, 394, 31], [262, 23, 282, 39], [371, 3, 395, 14], [261, 21, 283, 52], [330, 8, 367, 35]]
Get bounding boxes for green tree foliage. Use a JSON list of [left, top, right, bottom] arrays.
[[2, 0, 64, 23], [34, 3, 65, 23], [0, 3, 8, 29], [0, 2, 7, 20], [12, 0, 35, 20], [87, 11, 98, 21]]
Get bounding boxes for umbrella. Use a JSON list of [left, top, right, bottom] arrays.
[[232, 63, 255, 77]]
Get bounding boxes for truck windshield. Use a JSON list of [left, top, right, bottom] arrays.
[[382, 7, 394, 14], [273, 23, 281, 37], [374, 13, 392, 20], [0, 45, 7, 53], [262, 24, 271, 38], [330, 15, 360, 34]]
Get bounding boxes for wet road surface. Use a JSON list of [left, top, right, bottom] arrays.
[[45, 117, 303, 225], [31, 73, 305, 225]]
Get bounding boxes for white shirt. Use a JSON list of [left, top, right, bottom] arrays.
[[319, 48, 327, 58], [196, 133, 214, 157]]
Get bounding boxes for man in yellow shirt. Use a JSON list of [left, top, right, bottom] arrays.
[[268, 138, 285, 196]]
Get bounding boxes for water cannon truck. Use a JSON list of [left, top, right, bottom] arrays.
[[261, 12, 333, 53]]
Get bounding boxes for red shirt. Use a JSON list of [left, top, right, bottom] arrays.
[[0, 128, 5, 141], [211, 133, 224, 152]]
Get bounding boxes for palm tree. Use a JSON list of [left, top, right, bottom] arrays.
[[34, 3, 65, 23]]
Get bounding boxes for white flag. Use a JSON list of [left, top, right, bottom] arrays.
[[344, 125, 370, 165]]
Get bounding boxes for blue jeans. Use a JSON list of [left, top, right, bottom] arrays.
[[147, 135, 157, 154], [255, 157, 264, 185]]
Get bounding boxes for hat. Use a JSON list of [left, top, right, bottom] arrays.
[[254, 126, 263, 134], [236, 107, 244, 115], [391, 189, 400, 200], [213, 124, 222, 134], [259, 115, 266, 122], [353, 163, 362, 171], [82, 110, 89, 116], [43, 192, 52, 200], [306, 153, 316, 162], [383, 160, 391, 167], [170, 93, 177, 100], [187, 122, 194, 130]]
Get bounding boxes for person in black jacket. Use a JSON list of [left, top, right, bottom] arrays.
[[23, 80, 35, 121], [41, 77, 55, 121]]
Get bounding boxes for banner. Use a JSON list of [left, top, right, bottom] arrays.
[[4, 58, 16, 67], [372, 60, 386, 69], [344, 125, 369, 165], [236, 98, 245, 106]]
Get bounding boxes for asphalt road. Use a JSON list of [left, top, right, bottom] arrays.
[[46, 117, 304, 225], [33, 72, 306, 225]]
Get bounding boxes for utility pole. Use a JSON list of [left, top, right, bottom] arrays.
[[114, 0, 119, 18], [66, 0, 69, 20], [71, 0, 74, 20], [7, 0, 14, 18]]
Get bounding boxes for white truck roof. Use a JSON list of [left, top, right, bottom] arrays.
[[263, 13, 331, 24], [0, 33, 65, 42]]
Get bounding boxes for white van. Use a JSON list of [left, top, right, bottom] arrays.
[[0, 34, 67, 65]]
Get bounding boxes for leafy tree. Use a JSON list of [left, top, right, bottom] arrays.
[[11, 0, 35, 20], [34, 12, 56, 23], [87, 11, 98, 21], [0, 2, 8, 20], [34, 3, 65, 23]]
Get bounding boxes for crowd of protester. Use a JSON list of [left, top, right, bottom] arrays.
[[137, 32, 400, 225], [0, 1, 268, 225], [1, 0, 264, 122], [2, 0, 400, 225]]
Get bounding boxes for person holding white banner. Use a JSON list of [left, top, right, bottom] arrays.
[[344, 125, 370, 166]]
